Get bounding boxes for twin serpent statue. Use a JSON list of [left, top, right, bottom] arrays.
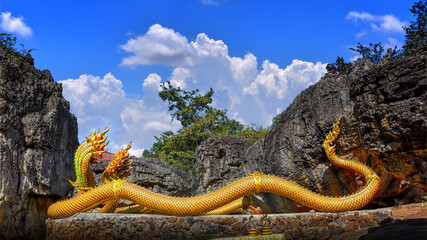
[[47, 117, 381, 219]]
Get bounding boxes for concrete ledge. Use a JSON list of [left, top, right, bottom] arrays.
[[46, 203, 426, 240]]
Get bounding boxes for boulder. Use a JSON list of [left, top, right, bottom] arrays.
[[347, 46, 426, 205], [0, 48, 78, 239], [192, 135, 253, 194]]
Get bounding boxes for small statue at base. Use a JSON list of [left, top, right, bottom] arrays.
[[248, 214, 258, 236], [260, 213, 272, 235]]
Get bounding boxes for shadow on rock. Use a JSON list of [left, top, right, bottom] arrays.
[[359, 218, 427, 240]]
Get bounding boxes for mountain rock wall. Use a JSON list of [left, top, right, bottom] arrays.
[[0, 49, 79, 239]]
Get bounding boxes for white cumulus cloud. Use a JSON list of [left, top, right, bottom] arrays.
[[61, 25, 328, 155], [128, 148, 145, 158], [120, 24, 328, 128], [192, 33, 228, 58], [120, 24, 196, 67], [59, 72, 180, 157], [244, 59, 327, 99], [230, 53, 258, 86], [243, 60, 287, 98], [169, 67, 191, 89], [0, 12, 32, 37], [346, 11, 407, 33], [143, 73, 162, 91], [346, 11, 376, 21]]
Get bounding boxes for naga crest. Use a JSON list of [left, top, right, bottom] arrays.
[[85, 124, 110, 162], [71, 124, 132, 191]]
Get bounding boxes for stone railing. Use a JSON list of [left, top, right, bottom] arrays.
[[46, 203, 426, 239]]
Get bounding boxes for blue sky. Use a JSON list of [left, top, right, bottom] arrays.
[[1, 0, 414, 156]]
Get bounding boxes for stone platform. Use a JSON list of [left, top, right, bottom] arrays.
[[46, 203, 426, 240]]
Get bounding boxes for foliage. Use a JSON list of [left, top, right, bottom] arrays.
[[150, 108, 245, 170], [235, 123, 269, 143], [326, 56, 354, 75], [326, 0, 426, 74], [326, 42, 387, 75], [145, 83, 269, 171], [326, 42, 402, 75], [0, 33, 34, 63], [402, 0, 427, 56], [0, 33, 16, 50], [158, 81, 214, 128], [349, 42, 385, 64]]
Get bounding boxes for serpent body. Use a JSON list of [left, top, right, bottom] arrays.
[[47, 117, 381, 219]]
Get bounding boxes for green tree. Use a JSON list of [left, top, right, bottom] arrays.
[[349, 42, 384, 64], [145, 83, 269, 170], [0, 33, 17, 50], [235, 124, 269, 143], [145, 83, 244, 170], [402, 0, 427, 55], [151, 109, 245, 170], [159, 81, 214, 128], [326, 41, 402, 75], [0, 33, 34, 63], [326, 56, 354, 75]]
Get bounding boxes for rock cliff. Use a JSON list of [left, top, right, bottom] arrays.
[[192, 46, 426, 212], [0, 48, 79, 239], [192, 135, 253, 194]]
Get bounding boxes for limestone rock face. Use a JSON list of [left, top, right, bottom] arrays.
[[192, 136, 253, 194], [347, 46, 426, 205], [192, 47, 426, 213], [0, 49, 78, 239]]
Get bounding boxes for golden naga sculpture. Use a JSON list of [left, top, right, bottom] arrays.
[[47, 117, 381, 219]]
